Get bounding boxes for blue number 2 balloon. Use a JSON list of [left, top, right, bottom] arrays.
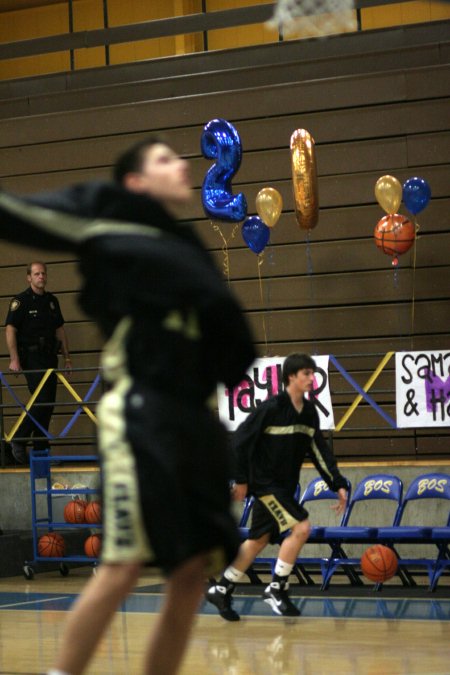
[[201, 118, 248, 222]]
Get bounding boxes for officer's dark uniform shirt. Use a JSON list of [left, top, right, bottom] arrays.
[[5, 287, 64, 353], [233, 391, 347, 497]]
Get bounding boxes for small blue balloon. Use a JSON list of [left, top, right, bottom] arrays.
[[402, 177, 431, 215], [242, 216, 270, 254], [201, 118, 247, 222]]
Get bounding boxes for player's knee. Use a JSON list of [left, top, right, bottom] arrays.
[[171, 554, 208, 590], [249, 534, 270, 554], [292, 519, 311, 542], [100, 562, 141, 589]]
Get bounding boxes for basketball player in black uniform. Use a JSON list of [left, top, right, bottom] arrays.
[[0, 137, 255, 675], [207, 353, 348, 620]]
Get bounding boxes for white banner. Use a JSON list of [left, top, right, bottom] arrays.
[[396, 350, 450, 428], [217, 355, 334, 431]]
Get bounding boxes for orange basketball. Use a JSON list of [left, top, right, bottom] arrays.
[[64, 499, 86, 524], [85, 501, 102, 524], [374, 214, 415, 259], [50, 532, 65, 546], [361, 544, 398, 583], [38, 533, 66, 557], [84, 534, 102, 558]]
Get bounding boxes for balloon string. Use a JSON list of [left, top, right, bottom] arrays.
[[266, 245, 275, 352], [393, 259, 399, 289], [306, 230, 314, 276], [306, 231, 315, 309], [257, 253, 268, 356], [211, 221, 238, 285], [410, 217, 420, 350], [305, 230, 318, 354]]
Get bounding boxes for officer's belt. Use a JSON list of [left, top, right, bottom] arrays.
[[19, 337, 57, 353]]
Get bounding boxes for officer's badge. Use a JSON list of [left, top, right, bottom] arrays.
[[50, 301, 55, 310], [10, 299, 20, 311]]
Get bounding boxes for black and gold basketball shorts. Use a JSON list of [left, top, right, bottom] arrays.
[[249, 492, 309, 544], [97, 379, 240, 575]]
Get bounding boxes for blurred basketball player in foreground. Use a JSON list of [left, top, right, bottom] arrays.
[[0, 138, 255, 674]]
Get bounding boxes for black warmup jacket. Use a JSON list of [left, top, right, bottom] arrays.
[[233, 391, 347, 497], [0, 182, 255, 401], [0, 183, 258, 573]]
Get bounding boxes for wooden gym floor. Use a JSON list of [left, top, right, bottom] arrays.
[[0, 567, 448, 674]]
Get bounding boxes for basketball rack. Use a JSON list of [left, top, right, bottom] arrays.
[[25, 449, 101, 580]]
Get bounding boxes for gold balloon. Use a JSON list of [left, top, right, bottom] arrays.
[[255, 187, 283, 227], [375, 175, 402, 215], [290, 129, 319, 230]]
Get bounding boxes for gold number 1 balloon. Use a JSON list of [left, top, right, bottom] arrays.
[[290, 129, 319, 230]]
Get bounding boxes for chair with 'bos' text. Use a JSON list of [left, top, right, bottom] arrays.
[[320, 474, 404, 589], [376, 472, 450, 590]]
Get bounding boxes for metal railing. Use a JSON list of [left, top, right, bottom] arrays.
[[1, 351, 448, 468], [0, 366, 102, 468], [0, 1, 437, 65]]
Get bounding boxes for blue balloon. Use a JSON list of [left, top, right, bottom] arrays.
[[402, 177, 431, 215], [201, 118, 247, 222], [242, 216, 270, 254]]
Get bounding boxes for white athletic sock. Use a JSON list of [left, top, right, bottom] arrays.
[[224, 565, 245, 584], [274, 559, 294, 578]]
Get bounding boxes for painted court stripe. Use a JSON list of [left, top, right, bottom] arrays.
[[0, 589, 448, 621], [0, 595, 71, 609]]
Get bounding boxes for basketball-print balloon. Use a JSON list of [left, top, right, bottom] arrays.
[[374, 214, 415, 266]]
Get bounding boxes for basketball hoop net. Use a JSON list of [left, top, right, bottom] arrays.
[[268, 0, 357, 38]]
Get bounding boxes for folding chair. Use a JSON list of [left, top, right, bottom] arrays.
[[430, 518, 450, 591], [238, 495, 255, 541], [294, 476, 353, 586], [236, 494, 263, 583], [320, 474, 403, 589], [377, 472, 450, 590]]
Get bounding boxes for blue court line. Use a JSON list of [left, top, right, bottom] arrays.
[[0, 592, 73, 612], [0, 590, 449, 621], [0, 594, 71, 609], [202, 594, 450, 621]]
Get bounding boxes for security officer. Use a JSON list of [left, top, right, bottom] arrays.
[[5, 261, 71, 464]]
